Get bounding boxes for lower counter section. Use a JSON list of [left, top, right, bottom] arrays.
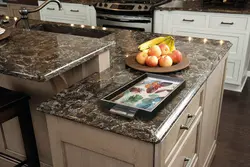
[[0, 50, 110, 167], [44, 55, 228, 167]]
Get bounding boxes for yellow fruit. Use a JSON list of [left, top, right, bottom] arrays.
[[138, 37, 166, 51], [160, 36, 176, 52]]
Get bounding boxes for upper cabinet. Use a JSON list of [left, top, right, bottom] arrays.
[[154, 10, 250, 92], [38, 1, 97, 26]]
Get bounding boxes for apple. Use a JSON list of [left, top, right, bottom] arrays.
[[136, 51, 148, 65], [159, 55, 173, 67], [159, 44, 170, 55], [168, 53, 177, 64], [145, 56, 158, 67], [148, 45, 162, 58], [170, 50, 183, 64]]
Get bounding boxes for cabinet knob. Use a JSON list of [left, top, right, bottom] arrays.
[[180, 113, 195, 130], [180, 125, 189, 130]]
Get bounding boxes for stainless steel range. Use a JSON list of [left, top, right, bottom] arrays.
[[95, 0, 171, 32]]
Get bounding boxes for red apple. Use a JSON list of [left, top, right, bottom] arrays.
[[159, 43, 170, 55], [159, 55, 173, 67], [168, 53, 177, 64], [145, 56, 158, 67], [136, 51, 148, 65], [171, 50, 183, 63], [148, 45, 162, 58]]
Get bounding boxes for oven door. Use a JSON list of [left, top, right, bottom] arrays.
[[97, 14, 152, 32]]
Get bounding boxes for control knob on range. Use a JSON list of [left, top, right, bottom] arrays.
[[144, 6, 148, 9], [138, 5, 142, 9], [104, 3, 108, 7]]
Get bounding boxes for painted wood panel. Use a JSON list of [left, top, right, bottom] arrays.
[[64, 143, 134, 167]]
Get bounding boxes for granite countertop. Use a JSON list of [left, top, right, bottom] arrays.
[[0, 23, 114, 82], [156, 0, 250, 14], [37, 30, 232, 143], [58, 0, 102, 5]]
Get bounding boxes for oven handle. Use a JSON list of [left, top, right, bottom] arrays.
[[97, 16, 151, 23]]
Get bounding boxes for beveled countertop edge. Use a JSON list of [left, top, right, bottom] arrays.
[[43, 41, 115, 82]]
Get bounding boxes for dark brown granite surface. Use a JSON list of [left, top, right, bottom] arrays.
[[37, 29, 232, 143], [59, 0, 101, 5], [156, 0, 250, 14], [0, 23, 114, 82]]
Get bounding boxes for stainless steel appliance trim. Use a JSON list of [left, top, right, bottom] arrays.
[[95, 2, 152, 12], [97, 15, 152, 32], [97, 14, 151, 22]]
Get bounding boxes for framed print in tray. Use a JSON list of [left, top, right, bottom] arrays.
[[101, 73, 185, 119]]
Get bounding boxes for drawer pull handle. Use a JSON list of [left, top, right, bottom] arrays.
[[180, 113, 195, 130], [187, 113, 193, 118], [180, 125, 189, 130], [221, 22, 234, 25], [47, 7, 55, 10], [184, 157, 194, 167], [182, 19, 194, 22], [70, 9, 79, 12]]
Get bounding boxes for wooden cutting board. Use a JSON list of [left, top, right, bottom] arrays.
[[125, 55, 190, 73]]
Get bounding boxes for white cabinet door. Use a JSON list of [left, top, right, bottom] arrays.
[[154, 10, 170, 34], [172, 27, 246, 85]]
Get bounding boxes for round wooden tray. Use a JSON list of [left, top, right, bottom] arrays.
[[125, 55, 190, 73], [0, 29, 11, 41]]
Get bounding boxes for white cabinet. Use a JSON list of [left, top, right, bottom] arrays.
[[171, 27, 246, 85], [171, 13, 207, 28], [38, 1, 96, 26], [0, 6, 8, 15], [208, 16, 248, 30], [154, 10, 250, 92]]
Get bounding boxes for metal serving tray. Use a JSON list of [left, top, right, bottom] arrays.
[[101, 73, 185, 119]]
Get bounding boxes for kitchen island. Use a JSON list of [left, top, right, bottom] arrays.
[[36, 29, 231, 166], [0, 20, 231, 166]]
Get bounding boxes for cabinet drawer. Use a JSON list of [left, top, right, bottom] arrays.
[[167, 111, 201, 167], [63, 4, 88, 17], [209, 16, 248, 31], [225, 59, 241, 84], [156, 86, 204, 166], [171, 14, 206, 28], [39, 1, 63, 15], [172, 28, 245, 59]]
